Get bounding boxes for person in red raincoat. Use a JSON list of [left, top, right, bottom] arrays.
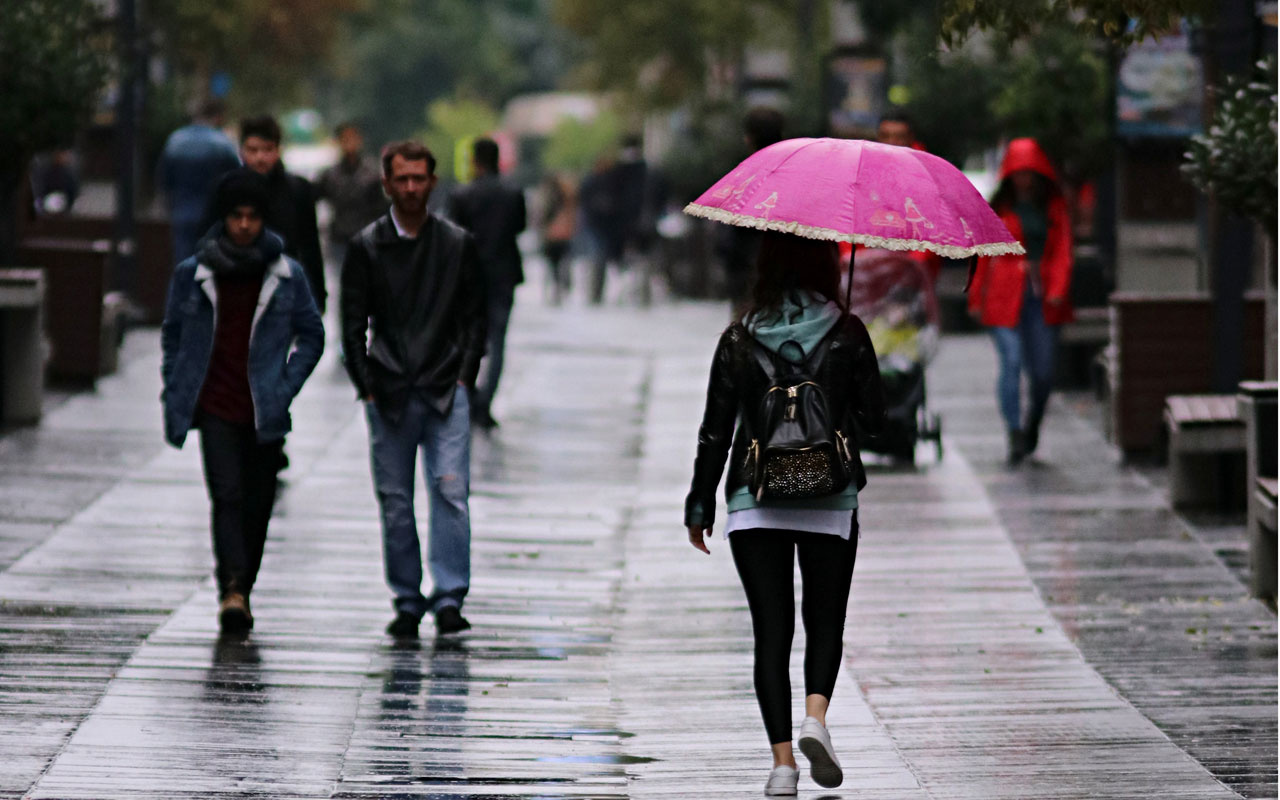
[[967, 138, 1073, 465]]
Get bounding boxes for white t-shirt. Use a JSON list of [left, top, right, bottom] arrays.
[[724, 507, 856, 540]]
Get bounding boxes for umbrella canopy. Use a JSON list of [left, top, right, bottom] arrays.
[[684, 137, 1024, 260]]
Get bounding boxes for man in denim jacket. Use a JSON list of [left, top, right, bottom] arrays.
[[161, 168, 324, 633]]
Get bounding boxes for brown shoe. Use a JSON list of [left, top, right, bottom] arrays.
[[219, 592, 252, 633]]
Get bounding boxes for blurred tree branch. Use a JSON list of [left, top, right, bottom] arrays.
[[938, 0, 1206, 45]]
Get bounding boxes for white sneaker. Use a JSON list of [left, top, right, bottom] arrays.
[[764, 764, 799, 796], [798, 716, 843, 788]]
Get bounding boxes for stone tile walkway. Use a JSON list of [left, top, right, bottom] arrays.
[[0, 283, 1273, 798]]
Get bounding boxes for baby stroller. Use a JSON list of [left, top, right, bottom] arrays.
[[846, 248, 943, 465]]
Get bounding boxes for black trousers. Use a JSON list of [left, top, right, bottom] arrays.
[[729, 518, 859, 745], [197, 413, 283, 598]]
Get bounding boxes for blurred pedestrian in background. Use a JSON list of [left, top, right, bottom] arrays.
[[684, 233, 884, 796], [447, 137, 527, 431], [316, 120, 385, 271], [717, 108, 785, 315], [967, 137, 1074, 465], [539, 171, 577, 304], [160, 168, 325, 634], [30, 148, 80, 217], [579, 154, 623, 304], [874, 111, 942, 284], [875, 109, 920, 149], [341, 141, 486, 639], [157, 99, 241, 263], [217, 115, 327, 313]]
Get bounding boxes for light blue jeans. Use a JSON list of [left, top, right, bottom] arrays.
[[989, 288, 1058, 433], [366, 390, 472, 618]]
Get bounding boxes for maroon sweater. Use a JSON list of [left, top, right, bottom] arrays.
[[198, 276, 263, 425]]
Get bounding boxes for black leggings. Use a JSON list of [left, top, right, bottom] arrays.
[[729, 518, 859, 745]]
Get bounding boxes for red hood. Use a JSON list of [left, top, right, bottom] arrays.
[[998, 138, 1058, 183]]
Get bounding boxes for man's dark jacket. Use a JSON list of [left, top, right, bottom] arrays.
[[340, 212, 486, 423], [684, 316, 886, 528], [447, 174, 527, 291], [206, 163, 326, 312]]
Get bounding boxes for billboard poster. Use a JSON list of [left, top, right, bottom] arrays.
[[1116, 27, 1203, 137]]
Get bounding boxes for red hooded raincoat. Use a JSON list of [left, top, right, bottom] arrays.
[[967, 138, 1074, 328]]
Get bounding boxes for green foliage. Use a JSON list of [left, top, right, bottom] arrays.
[[147, 0, 366, 112], [893, 16, 1108, 177], [938, 0, 1205, 46], [334, 0, 563, 146], [896, 17, 1004, 168], [417, 98, 502, 182], [990, 26, 1110, 178], [553, 0, 785, 110], [540, 110, 625, 174], [1183, 56, 1278, 232], [0, 0, 111, 176]]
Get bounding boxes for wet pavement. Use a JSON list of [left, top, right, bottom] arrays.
[[0, 276, 1274, 799]]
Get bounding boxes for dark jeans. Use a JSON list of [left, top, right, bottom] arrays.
[[730, 519, 859, 745], [197, 413, 284, 598], [989, 287, 1059, 434], [473, 286, 514, 417]]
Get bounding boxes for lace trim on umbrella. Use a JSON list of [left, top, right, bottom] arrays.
[[683, 203, 1026, 259]]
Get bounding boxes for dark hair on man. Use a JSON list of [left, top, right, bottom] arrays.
[[744, 107, 785, 151], [878, 109, 915, 131], [334, 120, 361, 137], [472, 137, 499, 173], [747, 231, 844, 321], [196, 98, 226, 123], [240, 115, 282, 145], [381, 140, 437, 177]]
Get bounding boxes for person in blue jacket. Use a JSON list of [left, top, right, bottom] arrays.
[[157, 100, 242, 263], [160, 168, 324, 634]]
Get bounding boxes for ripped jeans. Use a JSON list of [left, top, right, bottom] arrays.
[[366, 390, 472, 618]]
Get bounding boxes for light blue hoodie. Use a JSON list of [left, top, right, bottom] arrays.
[[726, 290, 858, 514]]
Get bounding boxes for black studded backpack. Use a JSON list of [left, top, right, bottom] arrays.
[[742, 331, 854, 502]]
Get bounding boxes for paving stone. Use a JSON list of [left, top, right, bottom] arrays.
[[0, 280, 1272, 798]]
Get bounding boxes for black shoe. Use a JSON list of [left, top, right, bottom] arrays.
[[385, 612, 420, 639], [1007, 429, 1027, 466], [1024, 424, 1040, 456], [434, 605, 471, 635]]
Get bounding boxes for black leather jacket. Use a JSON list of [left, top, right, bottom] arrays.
[[684, 316, 886, 528], [340, 212, 486, 423]]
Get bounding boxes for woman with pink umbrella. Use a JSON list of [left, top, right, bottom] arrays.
[[682, 137, 1023, 795]]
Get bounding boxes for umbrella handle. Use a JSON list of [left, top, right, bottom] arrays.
[[963, 255, 977, 293], [843, 243, 856, 317]]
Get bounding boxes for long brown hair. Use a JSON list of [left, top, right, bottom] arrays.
[[744, 231, 844, 320]]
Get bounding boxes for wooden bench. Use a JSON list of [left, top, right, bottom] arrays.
[[15, 237, 114, 385], [1164, 394, 1246, 509], [0, 269, 46, 424], [1238, 382, 1278, 602]]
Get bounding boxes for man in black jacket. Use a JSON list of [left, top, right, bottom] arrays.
[[446, 137, 526, 430], [341, 141, 487, 639], [236, 115, 327, 313]]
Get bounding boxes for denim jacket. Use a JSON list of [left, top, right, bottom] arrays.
[[160, 234, 325, 447]]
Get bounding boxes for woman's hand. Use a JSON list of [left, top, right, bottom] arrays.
[[687, 525, 712, 554]]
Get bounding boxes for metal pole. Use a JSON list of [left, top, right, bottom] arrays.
[[113, 0, 139, 296], [1206, 0, 1257, 392]]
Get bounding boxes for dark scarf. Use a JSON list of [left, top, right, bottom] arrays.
[[199, 234, 270, 280]]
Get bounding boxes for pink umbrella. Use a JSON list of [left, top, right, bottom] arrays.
[[684, 137, 1024, 260]]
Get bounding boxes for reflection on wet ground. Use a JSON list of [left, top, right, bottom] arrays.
[[0, 297, 1273, 798]]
